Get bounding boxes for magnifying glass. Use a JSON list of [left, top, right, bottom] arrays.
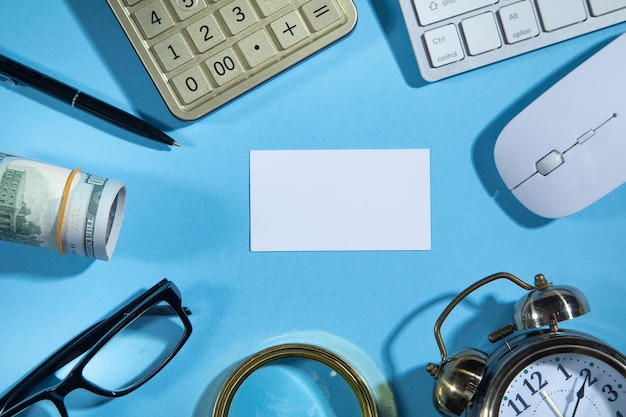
[[213, 343, 396, 417]]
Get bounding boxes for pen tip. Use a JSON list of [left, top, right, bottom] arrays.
[[172, 140, 181, 147]]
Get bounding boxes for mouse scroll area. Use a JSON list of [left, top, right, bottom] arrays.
[[512, 114, 617, 191], [535, 150, 564, 176], [509, 112, 624, 218], [533, 114, 617, 178]]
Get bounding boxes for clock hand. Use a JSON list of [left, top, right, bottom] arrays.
[[541, 390, 564, 417], [571, 373, 589, 417]]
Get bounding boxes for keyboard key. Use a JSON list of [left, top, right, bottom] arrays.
[[461, 12, 501, 55], [205, 47, 245, 86], [423, 24, 464, 67], [153, 33, 193, 72], [302, 0, 342, 32], [238, 29, 277, 67], [171, 66, 213, 104], [270, 11, 310, 49], [587, 0, 626, 16], [397, 0, 626, 81], [499, 1, 540, 44], [186, 14, 227, 53], [413, 0, 497, 26], [254, 0, 291, 17], [134, 1, 175, 39], [536, 0, 587, 31], [219, 0, 258, 35]]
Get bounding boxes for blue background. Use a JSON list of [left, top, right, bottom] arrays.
[[1, 1, 626, 416]]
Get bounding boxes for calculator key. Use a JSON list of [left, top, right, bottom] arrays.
[[219, 0, 258, 35], [169, 0, 208, 20], [134, 1, 175, 39], [238, 29, 277, 67], [588, 0, 626, 16], [153, 33, 194, 72], [270, 11, 310, 49], [254, 0, 291, 17], [413, 0, 497, 26], [186, 14, 227, 53], [461, 12, 501, 55], [205, 47, 244, 85], [171, 66, 213, 103], [536, 0, 587, 31], [125, 0, 142, 5], [302, 0, 342, 32], [499, 1, 540, 44]]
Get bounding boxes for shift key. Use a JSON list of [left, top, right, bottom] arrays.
[[413, 0, 497, 25]]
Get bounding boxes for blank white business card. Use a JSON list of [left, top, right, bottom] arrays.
[[249, 149, 431, 252]]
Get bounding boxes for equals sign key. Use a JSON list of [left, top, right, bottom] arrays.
[[314, 4, 331, 17], [303, 0, 342, 31]]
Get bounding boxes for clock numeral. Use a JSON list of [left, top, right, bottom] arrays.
[[508, 394, 530, 416], [557, 363, 573, 380], [603, 384, 619, 402], [558, 364, 600, 388], [523, 371, 548, 395], [580, 368, 599, 387]]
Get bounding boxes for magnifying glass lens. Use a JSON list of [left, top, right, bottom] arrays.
[[229, 358, 361, 417]]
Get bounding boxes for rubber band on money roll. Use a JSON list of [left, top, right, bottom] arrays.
[[56, 168, 81, 255], [213, 338, 397, 417]]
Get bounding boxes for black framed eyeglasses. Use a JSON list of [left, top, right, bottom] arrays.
[[0, 279, 192, 417]]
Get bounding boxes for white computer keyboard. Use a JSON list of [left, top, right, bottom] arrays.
[[397, 0, 626, 81]]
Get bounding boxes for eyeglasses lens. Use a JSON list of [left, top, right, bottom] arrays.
[[81, 301, 186, 392], [12, 400, 59, 417]]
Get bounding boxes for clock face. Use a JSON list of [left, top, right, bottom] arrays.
[[499, 351, 626, 417]]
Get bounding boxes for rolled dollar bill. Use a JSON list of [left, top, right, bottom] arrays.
[[0, 151, 126, 261]]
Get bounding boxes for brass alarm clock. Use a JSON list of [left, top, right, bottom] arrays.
[[426, 272, 626, 417]]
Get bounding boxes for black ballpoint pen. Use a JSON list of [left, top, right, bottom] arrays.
[[0, 53, 179, 147]]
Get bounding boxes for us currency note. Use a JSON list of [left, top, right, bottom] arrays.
[[0, 152, 126, 261]]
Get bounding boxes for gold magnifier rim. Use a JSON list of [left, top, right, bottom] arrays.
[[213, 343, 379, 417]]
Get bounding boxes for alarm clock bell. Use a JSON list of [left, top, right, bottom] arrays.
[[426, 273, 591, 417]]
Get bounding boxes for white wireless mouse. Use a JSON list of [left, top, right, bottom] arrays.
[[494, 32, 626, 219]]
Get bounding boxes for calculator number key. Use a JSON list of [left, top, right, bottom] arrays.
[[134, 1, 175, 39], [171, 66, 213, 104], [186, 15, 227, 53], [153, 33, 194, 72], [169, 0, 208, 20], [219, 0, 258, 35], [205, 48, 244, 86]]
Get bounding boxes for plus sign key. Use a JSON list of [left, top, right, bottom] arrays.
[[270, 10, 310, 49]]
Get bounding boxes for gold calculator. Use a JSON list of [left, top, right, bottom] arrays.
[[106, 0, 358, 120]]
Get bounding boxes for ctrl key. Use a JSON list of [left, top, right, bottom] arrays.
[[423, 24, 465, 67]]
